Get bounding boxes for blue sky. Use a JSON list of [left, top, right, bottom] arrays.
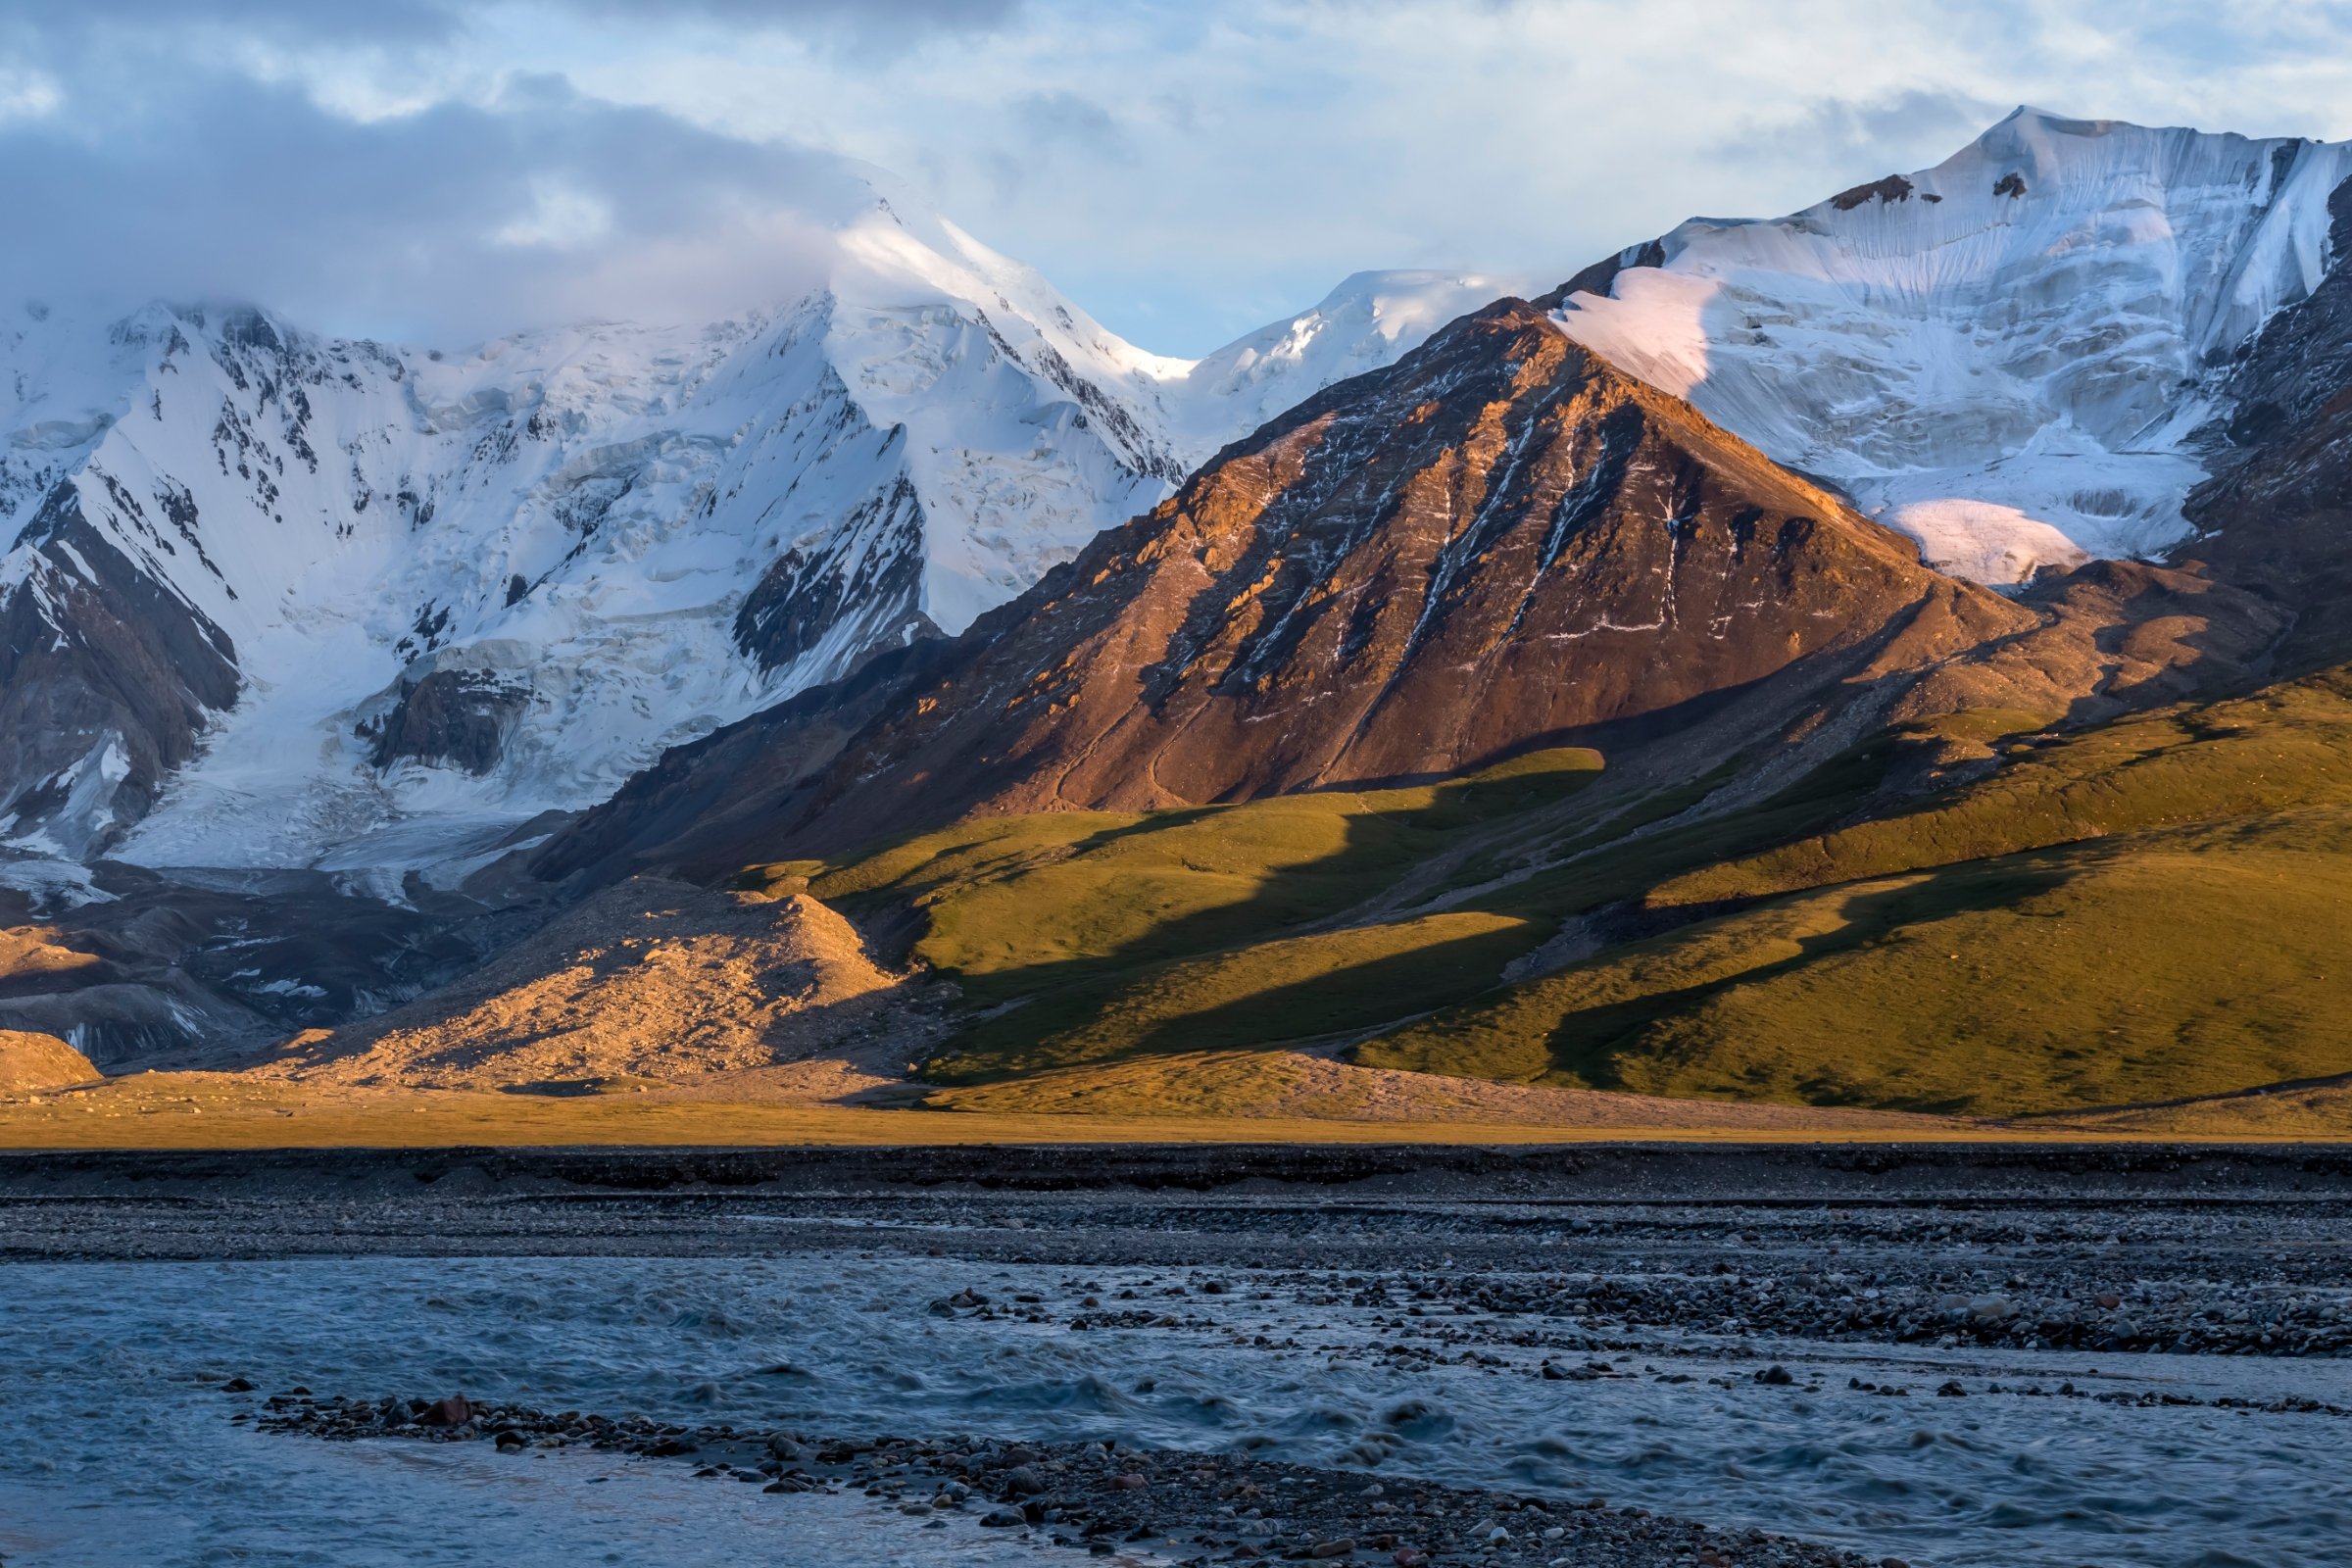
[[6, 1, 2352, 354]]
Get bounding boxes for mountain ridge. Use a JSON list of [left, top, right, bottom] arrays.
[[0, 179, 1522, 870], [528, 296, 2035, 884], [6, 108, 2350, 1103]]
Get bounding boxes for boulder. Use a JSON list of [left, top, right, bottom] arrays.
[[416, 1396, 473, 1428]]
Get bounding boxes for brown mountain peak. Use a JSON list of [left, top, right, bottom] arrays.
[[539, 297, 2026, 878]]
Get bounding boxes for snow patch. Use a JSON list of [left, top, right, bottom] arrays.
[[0, 855, 118, 913]]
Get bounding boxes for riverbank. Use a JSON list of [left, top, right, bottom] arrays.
[[253, 1392, 1880, 1568]]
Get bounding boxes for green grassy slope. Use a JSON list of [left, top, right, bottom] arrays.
[[745, 750, 1605, 1081], [741, 669, 2352, 1117], [1359, 670, 2352, 1113]]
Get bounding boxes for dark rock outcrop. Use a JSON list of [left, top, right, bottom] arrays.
[[1539, 238, 1668, 310], [2182, 171, 2352, 668], [1830, 173, 1915, 211], [0, 860, 525, 1069], [0, 485, 240, 855], [367, 669, 533, 775], [733, 474, 936, 675]]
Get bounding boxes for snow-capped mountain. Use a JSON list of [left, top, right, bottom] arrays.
[[0, 169, 1523, 872], [1168, 270, 1537, 452], [1549, 107, 2352, 582], [20, 104, 2345, 883]]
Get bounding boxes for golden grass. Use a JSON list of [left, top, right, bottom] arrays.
[[0, 1069, 2336, 1149]]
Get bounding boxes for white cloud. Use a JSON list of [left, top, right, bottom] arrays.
[[494, 181, 614, 249], [531, 0, 2352, 349], [0, 66, 63, 121], [7, 1, 2352, 351]]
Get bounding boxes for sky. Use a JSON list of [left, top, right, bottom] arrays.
[[6, 0, 2352, 355]]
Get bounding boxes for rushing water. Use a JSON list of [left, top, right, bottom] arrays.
[[3, 1252, 2347, 1566]]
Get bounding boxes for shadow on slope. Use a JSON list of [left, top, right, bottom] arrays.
[[1359, 668, 2352, 1116], [740, 749, 1608, 1084]]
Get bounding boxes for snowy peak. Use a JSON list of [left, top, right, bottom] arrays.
[[533, 297, 2014, 881], [1550, 107, 2352, 583], [0, 200, 1510, 870], [1171, 270, 1538, 449]]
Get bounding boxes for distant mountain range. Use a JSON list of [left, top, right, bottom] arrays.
[[0, 166, 1523, 867], [8, 108, 2352, 1125]]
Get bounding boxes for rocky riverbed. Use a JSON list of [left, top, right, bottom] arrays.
[[252, 1390, 1879, 1567], [3, 1143, 2349, 1566]]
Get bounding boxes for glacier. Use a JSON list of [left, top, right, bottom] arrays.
[[1551, 107, 2352, 583], [0, 167, 1526, 871]]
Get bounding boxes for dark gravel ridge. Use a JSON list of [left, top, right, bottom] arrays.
[[249, 1388, 1886, 1568], [1338, 1252, 2352, 1359], [10, 1151, 2347, 1365], [10, 1141, 2352, 1201]]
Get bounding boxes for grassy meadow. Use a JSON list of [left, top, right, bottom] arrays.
[[741, 668, 2352, 1123]]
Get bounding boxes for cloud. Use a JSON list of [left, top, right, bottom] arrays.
[[8, 1, 2352, 356], [0, 66, 62, 120], [0, 0, 461, 48], [493, 183, 617, 250], [1714, 88, 2013, 178], [1009, 90, 1131, 160], [0, 0, 1023, 58], [559, 0, 1024, 39], [0, 70, 849, 344]]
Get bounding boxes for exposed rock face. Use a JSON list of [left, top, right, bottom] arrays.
[[538, 300, 2029, 878], [0, 861, 517, 1069], [2211, 172, 2352, 453], [831, 303, 2011, 818], [1830, 173, 1917, 211], [366, 669, 534, 775], [0, 487, 240, 856], [1541, 239, 1666, 309], [0, 1030, 98, 1094], [2183, 172, 2352, 668], [732, 476, 936, 675]]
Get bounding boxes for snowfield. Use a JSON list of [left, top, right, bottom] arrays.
[[1553, 107, 2352, 582]]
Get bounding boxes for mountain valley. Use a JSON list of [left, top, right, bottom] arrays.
[[6, 108, 2352, 1135]]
